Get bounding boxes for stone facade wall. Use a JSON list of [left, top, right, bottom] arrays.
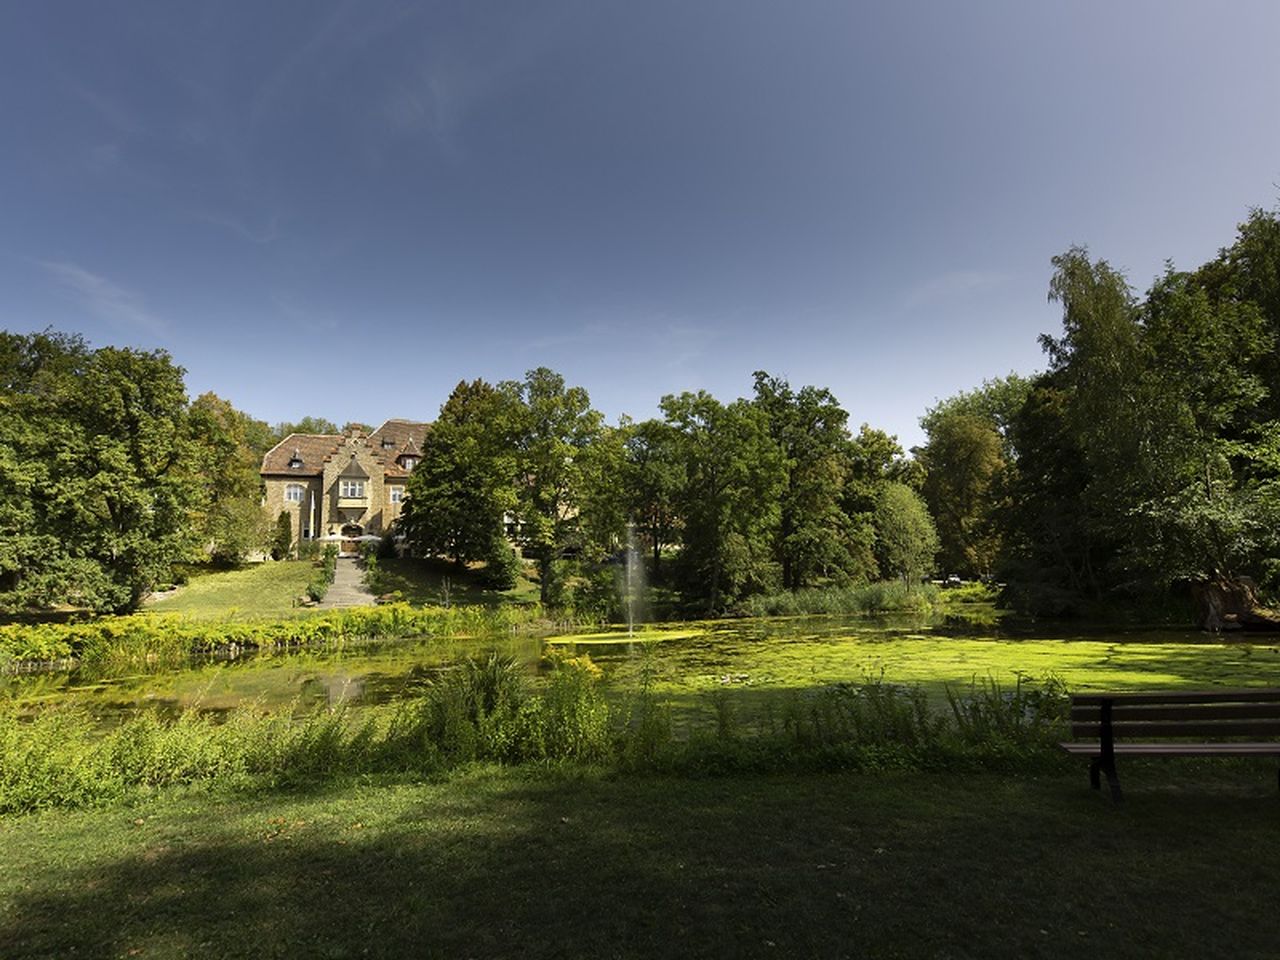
[[261, 476, 324, 542], [262, 433, 411, 547]]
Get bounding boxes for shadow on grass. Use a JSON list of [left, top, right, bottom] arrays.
[[375, 557, 539, 608], [4, 768, 1280, 959]]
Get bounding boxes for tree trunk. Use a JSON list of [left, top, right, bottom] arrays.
[[1192, 577, 1280, 632]]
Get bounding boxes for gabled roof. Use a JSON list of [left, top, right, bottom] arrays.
[[261, 434, 342, 476], [339, 455, 369, 480], [261, 420, 432, 480], [368, 419, 429, 457]]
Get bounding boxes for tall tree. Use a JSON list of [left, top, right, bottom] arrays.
[[917, 410, 1004, 579], [187, 392, 269, 563], [0, 332, 202, 612], [398, 379, 521, 570], [752, 371, 858, 588], [623, 418, 685, 574], [662, 391, 783, 612], [873, 482, 939, 584], [511, 368, 606, 603]]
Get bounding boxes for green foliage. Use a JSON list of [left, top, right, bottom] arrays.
[[187, 392, 270, 563], [307, 545, 339, 602], [511, 368, 611, 602], [398, 379, 521, 567], [623, 418, 685, 577], [736, 580, 939, 616], [997, 217, 1280, 610], [662, 390, 784, 612], [479, 539, 523, 590], [753, 371, 864, 589], [0, 331, 203, 613], [873, 483, 939, 584], [0, 600, 551, 669], [271, 511, 294, 561], [272, 416, 339, 438], [918, 410, 1004, 578]]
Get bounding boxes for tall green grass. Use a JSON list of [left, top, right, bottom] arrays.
[[0, 660, 1069, 815], [736, 581, 940, 617]]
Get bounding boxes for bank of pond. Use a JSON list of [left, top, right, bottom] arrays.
[[3, 606, 1280, 814]]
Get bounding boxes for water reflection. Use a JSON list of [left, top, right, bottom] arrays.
[[3, 610, 1278, 726]]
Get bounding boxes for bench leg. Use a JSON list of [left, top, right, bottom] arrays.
[[1089, 756, 1122, 801], [1102, 761, 1122, 803]]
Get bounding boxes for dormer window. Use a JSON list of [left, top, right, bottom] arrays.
[[287, 448, 304, 470], [381, 438, 395, 449], [400, 456, 418, 471]]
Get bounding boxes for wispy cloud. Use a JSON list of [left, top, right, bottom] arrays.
[[191, 210, 280, 244], [38, 261, 167, 337], [86, 142, 122, 171], [251, 0, 416, 125], [272, 293, 337, 332], [516, 313, 717, 372], [67, 83, 146, 136], [902, 270, 1006, 312]]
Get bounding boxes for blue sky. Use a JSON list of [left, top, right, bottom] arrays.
[[3, 1, 1279, 449]]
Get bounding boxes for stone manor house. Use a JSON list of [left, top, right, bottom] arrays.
[[260, 420, 429, 555]]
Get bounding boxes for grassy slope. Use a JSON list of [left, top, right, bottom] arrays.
[[2, 765, 1279, 959], [147, 562, 322, 620], [373, 556, 541, 606], [146, 557, 540, 621]]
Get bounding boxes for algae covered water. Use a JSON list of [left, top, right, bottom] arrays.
[[4, 609, 1280, 725]]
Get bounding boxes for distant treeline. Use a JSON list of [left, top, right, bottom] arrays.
[[4, 206, 1279, 618]]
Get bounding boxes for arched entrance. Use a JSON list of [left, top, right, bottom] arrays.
[[340, 523, 363, 556]]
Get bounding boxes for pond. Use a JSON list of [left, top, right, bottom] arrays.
[[4, 609, 1280, 727]]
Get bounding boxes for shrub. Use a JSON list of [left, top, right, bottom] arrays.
[[480, 540, 523, 591], [271, 512, 294, 561]]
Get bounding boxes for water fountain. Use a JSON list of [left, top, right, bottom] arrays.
[[621, 522, 648, 636]]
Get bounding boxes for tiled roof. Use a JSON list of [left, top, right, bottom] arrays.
[[368, 419, 429, 454], [261, 434, 342, 476], [261, 420, 432, 479], [369, 420, 430, 478]]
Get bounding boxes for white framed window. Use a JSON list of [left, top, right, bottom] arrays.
[[340, 479, 365, 498], [285, 483, 305, 503], [389, 485, 404, 504], [401, 457, 418, 471]]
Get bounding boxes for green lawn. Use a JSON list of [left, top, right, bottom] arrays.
[[2, 765, 1279, 958], [140, 554, 540, 622], [147, 561, 322, 620], [373, 556, 541, 606]]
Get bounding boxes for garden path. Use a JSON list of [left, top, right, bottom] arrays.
[[318, 558, 376, 609]]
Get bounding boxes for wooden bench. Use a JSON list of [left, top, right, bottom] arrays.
[[1061, 688, 1280, 801]]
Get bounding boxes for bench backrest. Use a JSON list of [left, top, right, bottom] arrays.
[[1070, 689, 1280, 740]]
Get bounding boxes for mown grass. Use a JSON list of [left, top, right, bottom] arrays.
[[147, 561, 322, 620], [371, 556, 541, 606], [2, 764, 1279, 959]]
